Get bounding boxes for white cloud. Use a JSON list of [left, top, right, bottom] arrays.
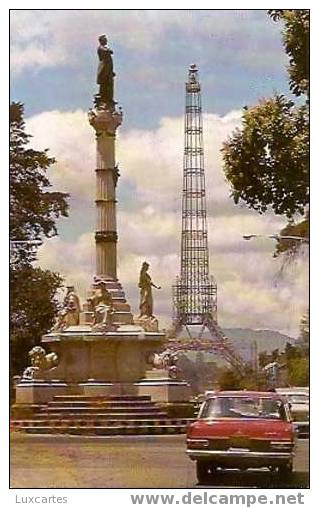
[[27, 110, 95, 198], [10, 10, 285, 74], [30, 108, 308, 338], [10, 44, 66, 73]]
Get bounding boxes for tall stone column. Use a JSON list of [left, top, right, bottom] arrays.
[[88, 104, 134, 326], [88, 107, 122, 280]]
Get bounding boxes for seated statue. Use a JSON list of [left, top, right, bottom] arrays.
[[53, 286, 81, 331], [87, 280, 115, 331]]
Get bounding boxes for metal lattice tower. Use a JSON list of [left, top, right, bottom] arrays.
[[173, 65, 217, 332], [172, 65, 245, 372]]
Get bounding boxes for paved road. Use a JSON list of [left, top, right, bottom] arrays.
[[10, 433, 309, 489]]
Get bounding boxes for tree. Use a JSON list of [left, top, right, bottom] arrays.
[[10, 267, 63, 376], [258, 351, 270, 369], [274, 212, 309, 257], [10, 102, 69, 376], [299, 309, 309, 348], [268, 10, 309, 97], [217, 368, 241, 390], [222, 10, 309, 256], [287, 357, 309, 386], [217, 366, 262, 391], [285, 342, 298, 361], [10, 102, 68, 266]]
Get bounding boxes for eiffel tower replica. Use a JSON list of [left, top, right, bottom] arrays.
[[172, 65, 245, 372]]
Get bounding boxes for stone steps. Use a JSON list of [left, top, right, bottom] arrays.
[[46, 401, 154, 408], [14, 424, 190, 436], [46, 404, 161, 410], [36, 412, 168, 419], [12, 418, 192, 427], [11, 394, 194, 435], [53, 395, 151, 401]]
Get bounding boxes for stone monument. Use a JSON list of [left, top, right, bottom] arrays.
[[14, 37, 191, 409]]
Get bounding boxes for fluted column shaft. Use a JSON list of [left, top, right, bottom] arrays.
[[89, 107, 122, 280], [95, 132, 117, 279]]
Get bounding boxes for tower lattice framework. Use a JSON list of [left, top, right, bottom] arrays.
[[172, 65, 245, 372]]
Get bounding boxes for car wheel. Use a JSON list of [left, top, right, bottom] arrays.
[[196, 461, 211, 483], [278, 461, 293, 475]]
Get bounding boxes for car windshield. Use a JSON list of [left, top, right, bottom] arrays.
[[201, 396, 287, 420], [287, 394, 309, 404]]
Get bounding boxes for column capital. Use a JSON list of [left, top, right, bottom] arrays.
[[88, 105, 123, 135]]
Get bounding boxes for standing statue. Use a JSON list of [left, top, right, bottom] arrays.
[[53, 286, 81, 331], [138, 262, 161, 318], [87, 279, 115, 331], [96, 34, 115, 108]]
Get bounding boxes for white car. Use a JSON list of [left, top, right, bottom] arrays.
[[276, 388, 309, 438]]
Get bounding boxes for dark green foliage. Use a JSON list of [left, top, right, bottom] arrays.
[[10, 267, 63, 376], [258, 337, 309, 388], [217, 368, 241, 390], [298, 309, 309, 350], [274, 213, 309, 257], [258, 351, 269, 369], [222, 10, 309, 257], [222, 96, 309, 219], [268, 10, 309, 97], [10, 102, 69, 375], [217, 366, 263, 391], [10, 102, 69, 267], [284, 342, 306, 385], [287, 357, 309, 386]]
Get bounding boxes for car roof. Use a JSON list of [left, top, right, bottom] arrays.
[[205, 390, 286, 400]]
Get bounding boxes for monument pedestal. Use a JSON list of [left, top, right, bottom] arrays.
[[15, 322, 168, 404], [14, 329, 192, 410], [14, 280, 192, 409], [135, 369, 192, 402]]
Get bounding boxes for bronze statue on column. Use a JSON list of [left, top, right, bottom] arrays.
[[96, 34, 115, 109]]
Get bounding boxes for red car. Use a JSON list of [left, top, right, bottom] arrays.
[[187, 391, 295, 483]]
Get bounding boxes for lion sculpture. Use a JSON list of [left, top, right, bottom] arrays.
[[22, 346, 59, 380], [147, 350, 181, 380]]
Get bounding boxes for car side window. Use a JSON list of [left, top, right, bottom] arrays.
[[199, 398, 215, 418], [284, 403, 292, 422], [278, 402, 287, 421]]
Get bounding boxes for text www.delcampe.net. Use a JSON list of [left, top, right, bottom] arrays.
[[130, 492, 305, 507]]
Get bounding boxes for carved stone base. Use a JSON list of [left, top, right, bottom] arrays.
[[136, 370, 192, 402], [16, 324, 166, 388], [14, 381, 69, 405], [137, 380, 192, 403], [14, 377, 192, 406], [79, 311, 94, 325], [134, 315, 159, 332]]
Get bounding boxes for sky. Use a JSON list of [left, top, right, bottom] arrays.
[[10, 9, 309, 338]]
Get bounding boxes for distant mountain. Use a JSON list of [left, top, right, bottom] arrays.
[[179, 327, 296, 364], [223, 328, 296, 355]]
